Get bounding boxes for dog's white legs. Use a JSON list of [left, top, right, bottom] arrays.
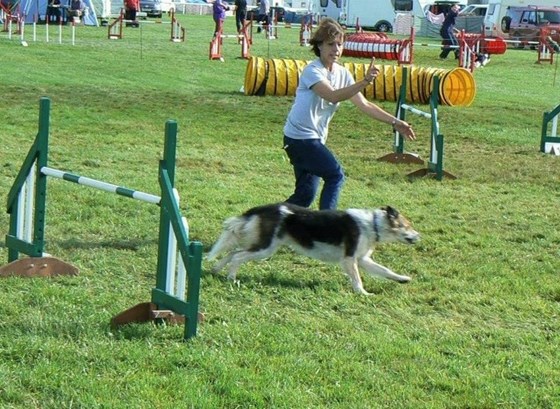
[[341, 258, 370, 295], [225, 244, 280, 281], [358, 255, 411, 283], [210, 252, 234, 274], [207, 229, 237, 261]]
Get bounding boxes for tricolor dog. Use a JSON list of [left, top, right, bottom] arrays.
[[207, 203, 420, 295]]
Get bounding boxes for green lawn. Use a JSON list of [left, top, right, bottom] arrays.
[[1, 14, 559, 408]]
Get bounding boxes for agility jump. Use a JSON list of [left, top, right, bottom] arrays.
[[537, 28, 559, 64], [209, 19, 252, 61], [378, 66, 456, 181], [262, 11, 314, 44], [541, 103, 560, 155], [2, 97, 203, 341], [108, 9, 185, 42]]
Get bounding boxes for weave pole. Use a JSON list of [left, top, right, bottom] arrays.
[[2, 97, 203, 341]]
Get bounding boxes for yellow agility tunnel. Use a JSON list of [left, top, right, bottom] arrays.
[[244, 57, 476, 107]]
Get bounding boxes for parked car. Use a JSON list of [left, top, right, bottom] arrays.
[[502, 6, 560, 47], [459, 4, 488, 17], [247, 5, 310, 24], [247, 6, 285, 22], [140, 0, 173, 17], [140, 0, 162, 17]]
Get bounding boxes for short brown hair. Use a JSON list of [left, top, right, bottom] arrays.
[[309, 17, 345, 57]]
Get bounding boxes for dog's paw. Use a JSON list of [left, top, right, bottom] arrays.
[[354, 287, 372, 296], [226, 276, 241, 288], [397, 275, 412, 283]]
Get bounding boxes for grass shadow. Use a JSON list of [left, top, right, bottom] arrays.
[[55, 238, 158, 251]]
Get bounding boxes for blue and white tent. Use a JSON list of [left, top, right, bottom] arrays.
[[17, 0, 111, 25]]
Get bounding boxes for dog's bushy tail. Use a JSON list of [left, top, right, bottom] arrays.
[[206, 216, 246, 260]]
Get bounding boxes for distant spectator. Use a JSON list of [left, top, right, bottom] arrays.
[[234, 0, 247, 34], [124, 0, 139, 27], [213, 0, 230, 37], [256, 0, 269, 33], [67, 0, 85, 22], [439, 3, 460, 60], [46, 0, 62, 23]]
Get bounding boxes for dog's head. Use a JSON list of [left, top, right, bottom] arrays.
[[378, 206, 420, 244]]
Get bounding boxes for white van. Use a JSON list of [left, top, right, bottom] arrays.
[[313, 0, 392, 31], [313, 0, 426, 32]]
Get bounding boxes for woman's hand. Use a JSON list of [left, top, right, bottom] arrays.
[[364, 57, 380, 83], [394, 119, 416, 141]]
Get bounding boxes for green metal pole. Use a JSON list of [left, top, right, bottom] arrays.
[[6, 97, 50, 262], [155, 120, 177, 292], [394, 66, 408, 155], [541, 111, 549, 153], [184, 240, 203, 339], [429, 77, 441, 178], [33, 97, 51, 257]]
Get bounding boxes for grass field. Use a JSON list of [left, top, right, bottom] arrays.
[[1, 14, 560, 408]]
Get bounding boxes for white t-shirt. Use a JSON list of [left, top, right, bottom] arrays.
[[283, 59, 354, 144]]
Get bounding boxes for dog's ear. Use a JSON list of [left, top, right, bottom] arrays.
[[384, 206, 399, 220]]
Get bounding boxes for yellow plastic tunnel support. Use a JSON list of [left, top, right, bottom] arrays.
[[244, 57, 476, 107]]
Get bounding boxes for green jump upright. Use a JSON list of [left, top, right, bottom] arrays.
[[153, 120, 204, 340], [540, 104, 560, 154], [3, 97, 203, 341], [6, 97, 50, 262]]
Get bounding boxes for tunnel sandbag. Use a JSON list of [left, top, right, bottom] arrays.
[[243, 57, 476, 106]]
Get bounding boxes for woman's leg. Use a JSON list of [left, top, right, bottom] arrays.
[[286, 168, 320, 208], [283, 137, 344, 209]]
